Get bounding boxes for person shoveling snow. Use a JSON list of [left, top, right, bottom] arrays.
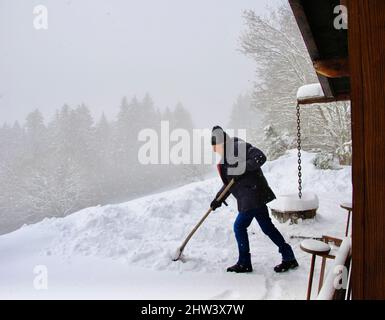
[[210, 126, 298, 273]]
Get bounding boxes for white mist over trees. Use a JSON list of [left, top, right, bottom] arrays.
[[228, 93, 263, 146], [0, 95, 208, 234], [232, 3, 351, 162], [0, 2, 353, 235]]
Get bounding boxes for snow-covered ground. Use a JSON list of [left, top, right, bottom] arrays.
[[0, 151, 351, 300]]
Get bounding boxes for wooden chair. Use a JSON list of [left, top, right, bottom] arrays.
[[300, 235, 343, 300]]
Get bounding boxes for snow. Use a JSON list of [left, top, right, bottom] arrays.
[[300, 239, 330, 253], [340, 202, 352, 210], [297, 83, 324, 100], [0, 150, 351, 300], [268, 192, 319, 212]]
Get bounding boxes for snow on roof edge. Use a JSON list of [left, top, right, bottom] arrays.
[[296, 83, 325, 100]]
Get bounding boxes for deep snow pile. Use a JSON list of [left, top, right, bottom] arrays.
[[0, 150, 351, 299]]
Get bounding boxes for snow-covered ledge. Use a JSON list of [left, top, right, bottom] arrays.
[[296, 83, 325, 103]]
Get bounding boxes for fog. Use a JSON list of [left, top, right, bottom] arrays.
[[0, 1, 352, 238], [1, 0, 285, 234], [0, 0, 279, 127]]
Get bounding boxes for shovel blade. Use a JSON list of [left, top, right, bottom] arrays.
[[172, 247, 183, 261]]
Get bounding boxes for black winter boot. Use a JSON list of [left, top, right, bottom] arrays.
[[274, 259, 299, 273], [227, 264, 253, 273]]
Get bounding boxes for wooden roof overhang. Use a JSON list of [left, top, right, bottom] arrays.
[[289, 0, 351, 105]]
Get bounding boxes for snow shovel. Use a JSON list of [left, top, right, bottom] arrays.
[[172, 178, 235, 261]]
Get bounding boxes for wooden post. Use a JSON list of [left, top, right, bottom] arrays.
[[306, 254, 316, 300], [348, 0, 385, 299], [345, 210, 351, 237], [318, 257, 327, 293]]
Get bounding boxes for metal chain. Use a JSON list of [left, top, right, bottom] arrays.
[[296, 103, 302, 199]]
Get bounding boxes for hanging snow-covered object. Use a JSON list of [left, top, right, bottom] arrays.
[[268, 192, 319, 224], [268, 83, 322, 224]]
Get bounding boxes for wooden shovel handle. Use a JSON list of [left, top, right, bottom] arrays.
[[177, 179, 235, 255]]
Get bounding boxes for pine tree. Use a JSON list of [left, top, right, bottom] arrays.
[[93, 113, 114, 201], [262, 124, 289, 160]]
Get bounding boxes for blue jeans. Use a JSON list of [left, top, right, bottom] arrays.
[[233, 205, 295, 267]]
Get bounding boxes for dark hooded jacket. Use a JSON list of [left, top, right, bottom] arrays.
[[216, 137, 276, 212]]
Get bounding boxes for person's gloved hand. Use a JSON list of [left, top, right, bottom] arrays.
[[210, 198, 228, 211], [210, 199, 222, 211]]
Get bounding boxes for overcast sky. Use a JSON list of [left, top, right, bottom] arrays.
[[0, 0, 281, 128]]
